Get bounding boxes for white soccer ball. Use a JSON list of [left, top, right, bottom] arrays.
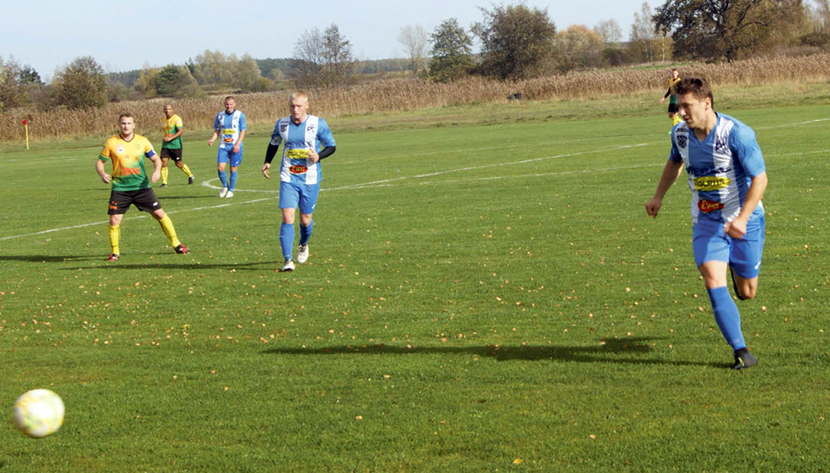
[[13, 389, 65, 438]]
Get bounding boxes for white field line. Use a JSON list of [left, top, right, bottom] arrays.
[[3, 117, 828, 242]]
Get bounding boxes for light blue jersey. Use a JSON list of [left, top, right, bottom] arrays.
[[213, 110, 247, 150], [269, 115, 335, 185], [669, 113, 765, 224]]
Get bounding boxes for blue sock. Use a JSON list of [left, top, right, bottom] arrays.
[[229, 171, 238, 191], [280, 223, 295, 260], [218, 170, 228, 189], [299, 219, 313, 246], [707, 286, 746, 350]]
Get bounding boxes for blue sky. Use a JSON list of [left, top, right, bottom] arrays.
[[2, 0, 653, 79]]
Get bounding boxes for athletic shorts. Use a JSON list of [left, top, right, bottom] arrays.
[[160, 147, 183, 162], [217, 147, 243, 167], [108, 188, 162, 215], [692, 215, 765, 278], [279, 181, 320, 215], [668, 103, 679, 114]]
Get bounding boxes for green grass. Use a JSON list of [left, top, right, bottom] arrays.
[[1, 93, 829, 471]]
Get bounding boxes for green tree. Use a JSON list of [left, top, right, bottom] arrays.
[[629, 1, 656, 63], [429, 18, 475, 82], [156, 65, 201, 97], [472, 4, 557, 79], [53, 56, 108, 110], [321, 24, 354, 86], [654, 0, 804, 61], [558, 24, 604, 69]]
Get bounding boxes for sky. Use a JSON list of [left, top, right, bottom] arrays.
[[2, 0, 653, 80]]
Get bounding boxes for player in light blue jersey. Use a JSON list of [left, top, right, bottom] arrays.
[[262, 91, 336, 272], [645, 77, 768, 370], [208, 96, 247, 198]]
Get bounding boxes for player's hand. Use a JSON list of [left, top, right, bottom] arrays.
[[262, 163, 271, 179], [233, 144, 241, 154], [659, 97, 665, 104], [163, 134, 172, 142], [645, 197, 662, 218], [151, 171, 160, 183], [207, 138, 214, 146], [725, 217, 748, 239], [100, 174, 111, 184], [307, 150, 319, 164]]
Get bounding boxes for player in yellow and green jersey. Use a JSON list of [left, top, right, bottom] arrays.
[[159, 104, 194, 187], [96, 112, 189, 261], [659, 68, 682, 129]]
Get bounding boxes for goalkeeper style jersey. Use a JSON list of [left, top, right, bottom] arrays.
[[269, 115, 336, 185], [99, 134, 157, 191], [667, 77, 681, 104], [162, 114, 183, 149], [669, 113, 766, 225], [213, 110, 246, 150]]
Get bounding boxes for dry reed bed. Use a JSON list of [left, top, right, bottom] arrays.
[[2, 54, 829, 143]]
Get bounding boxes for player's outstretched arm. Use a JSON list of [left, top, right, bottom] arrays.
[[645, 159, 684, 218], [95, 159, 111, 184]]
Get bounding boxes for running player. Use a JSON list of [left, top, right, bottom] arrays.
[[659, 68, 682, 128], [159, 104, 194, 187], [262, 91, 336, 272], [208, 96, 246, 198], [645, 77, 767, 370], [96, 113, 189, 261]]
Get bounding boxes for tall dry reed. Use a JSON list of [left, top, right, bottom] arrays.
[[2, 54, 829, 143]]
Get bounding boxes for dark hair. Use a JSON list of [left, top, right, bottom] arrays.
[[675, 77, 714, 107]]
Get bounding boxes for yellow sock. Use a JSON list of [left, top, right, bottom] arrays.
[[671, 115, 682, 127], [158, 215, 181, 248], [161, 167, 169, 185], [108, 224, 120, 255], [180, 164, 193, 178]]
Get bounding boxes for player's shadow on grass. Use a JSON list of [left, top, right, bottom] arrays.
[[0, 255, 101, 263], [263, 337, 721, 368], [63, 260, 280, 271]]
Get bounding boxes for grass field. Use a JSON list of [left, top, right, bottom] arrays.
[[1, 95, 829, 471]]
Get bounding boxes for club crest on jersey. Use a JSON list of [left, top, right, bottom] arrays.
[[117, 147, 124, 154], [698, 199, 725, 213], [677, 135, 687, 149], [715, 136, 728, 153], [280, 122, 288, 133], [307, 123, 316, 134]]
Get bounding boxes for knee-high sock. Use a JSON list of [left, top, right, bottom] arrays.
[[218, 170, 228, 189], [180, 163, 193, 177], [280, 223, 295, 260], [108, 224, 121, 255], [707, 286, 746, 350], [299, 219, 313, 246], [161, 167, 169, 185], [229, 171, 238, 191], [157, 215, 181, 248]]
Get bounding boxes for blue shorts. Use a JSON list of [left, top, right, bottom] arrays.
[[217, 147, 243, 167], [692, 215, 765, 278], [279, 181, 320, 215]]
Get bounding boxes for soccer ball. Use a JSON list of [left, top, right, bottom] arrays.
[[13, 389, 65, 438]]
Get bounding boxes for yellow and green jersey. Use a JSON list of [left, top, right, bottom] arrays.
[[162, 114, 183, 149], [99, 134, 156, 191], [668, 77, 681, 104]]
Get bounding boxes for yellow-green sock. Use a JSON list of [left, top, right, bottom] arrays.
[[108, 224, 120, 255], [180, 163, 193, 178], [157, 215, 181, 248], [161, 167, 169, 185]]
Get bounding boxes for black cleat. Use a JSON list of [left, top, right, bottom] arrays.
[[188, 175, 195, 185], [175, 244, 190, 254], [160, 183, 168, 188], [732, 348, 757, 370]]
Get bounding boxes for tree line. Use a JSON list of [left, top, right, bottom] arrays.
[[1, 0, 828, 112]]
